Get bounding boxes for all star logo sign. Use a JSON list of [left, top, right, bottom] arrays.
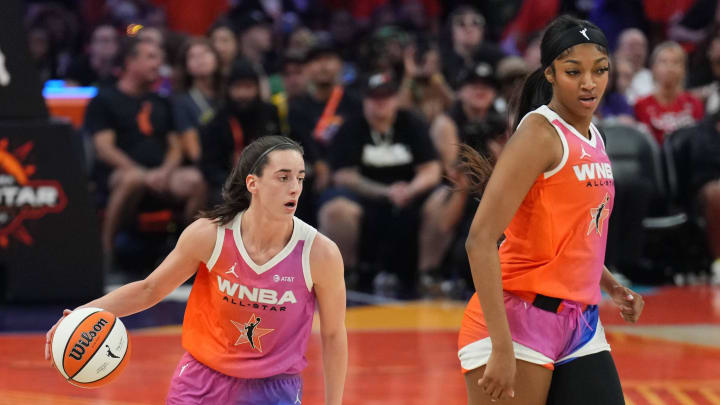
[[0, 138, 67, 247]]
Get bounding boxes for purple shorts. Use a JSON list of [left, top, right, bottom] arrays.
[[166, 352, 303, 405]]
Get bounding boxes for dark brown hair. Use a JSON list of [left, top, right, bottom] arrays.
[[175, 37, 223, 93], [199, 136, 304, 225]]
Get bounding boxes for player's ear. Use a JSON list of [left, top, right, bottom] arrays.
[[246, 174, 258, 194]]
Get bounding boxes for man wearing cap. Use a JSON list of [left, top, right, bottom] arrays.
[[320, 71, 441, 297], [287, 40, 361, 223], [200, 59, 281, 205], [416, 62, 507, 292]]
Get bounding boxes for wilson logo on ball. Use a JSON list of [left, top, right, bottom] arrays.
[[68, 318, 110, 360]]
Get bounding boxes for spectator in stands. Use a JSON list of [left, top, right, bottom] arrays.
[[615, 28, 653, 105], [597, 57, 635, 125], [397, 35, 454, 123], [65, 24, 120, 87], [442, 6, 505, 89], [208, 19, 239, 77], [418, 64, 506, 286], [85, 37, 206, 255], [271, 51, 308, 135], [320, 72, 441, 297], [201, 60, 280, 205], [688, 25, 720, 115], [685, 113, 720, 282], [495, 56, 529, 114], [287, 41, 362, 223], [172, 37, 223, 164], [635, 41, 703, 144], [236, 10, 275, 100]]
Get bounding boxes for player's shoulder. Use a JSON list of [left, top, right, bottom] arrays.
[[176, 217, 221, 259], [309, 232, 343, 268], [515, 111, 558, 145]]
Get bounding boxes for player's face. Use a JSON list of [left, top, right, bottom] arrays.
[[548, 43, 609, 118], [250, 149, 305, 218], [652, 47, 685, 88]]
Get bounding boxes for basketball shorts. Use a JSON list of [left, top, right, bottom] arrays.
[[458, 291, 610, 372], [166, 352, 303, 405]]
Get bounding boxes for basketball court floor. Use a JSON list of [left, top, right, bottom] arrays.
[[1, 285, 719, 404]]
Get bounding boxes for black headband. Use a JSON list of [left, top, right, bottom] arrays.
[[541, 26, 608, 68], [249, 142, 296, 175]]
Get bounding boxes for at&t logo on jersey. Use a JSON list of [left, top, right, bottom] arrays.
[[273, 274, 294, 283], [217, 275, 296, 311], [573, 162, 614, 187]]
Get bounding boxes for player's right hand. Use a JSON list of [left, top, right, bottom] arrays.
[[478, 348, 516, 402], [45, 309, 72, 365]]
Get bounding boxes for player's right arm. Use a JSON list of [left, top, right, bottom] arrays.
[[45, 218, 217, 362], [464, 114, 562, 401]]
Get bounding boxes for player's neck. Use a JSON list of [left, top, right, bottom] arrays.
[[655, 85, 680, 105], [241, 207, 294, 249], [192, 76, 215, 98], [547, 100, 592, 139]]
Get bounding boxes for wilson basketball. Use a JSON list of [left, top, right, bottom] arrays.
[[50, 307, 131, 388]]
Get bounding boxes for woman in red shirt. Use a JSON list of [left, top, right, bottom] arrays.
[[634, 41, 703, 144]]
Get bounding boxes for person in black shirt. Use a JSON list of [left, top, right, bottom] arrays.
[[322, 72, 441, 296], [287, 41, 362, 223], [686, 115, 720, 279], [85, 37, 206, 254], [200, 60, 281, 205], [65, 24, 119, 87]]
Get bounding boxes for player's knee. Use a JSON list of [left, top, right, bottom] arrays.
[[319, 198, 362, 226], [114, 167, 145, 190], [172, 168, 206, 197]]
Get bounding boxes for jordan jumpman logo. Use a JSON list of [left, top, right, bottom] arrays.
[[225, 262, 239, 278], [580, 146, 591, 160], [580, 28, 589, 40]]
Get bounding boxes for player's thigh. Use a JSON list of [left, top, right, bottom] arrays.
[[546, 351, 624, 405], [465, 360, 552, 405]]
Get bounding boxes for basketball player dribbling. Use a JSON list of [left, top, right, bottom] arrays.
[[45, 136, 348, 405], [456, 16, 645, 405]]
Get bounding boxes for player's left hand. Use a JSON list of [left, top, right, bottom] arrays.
[[610, 285, 644, 323]]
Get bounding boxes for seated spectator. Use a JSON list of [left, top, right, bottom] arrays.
[[201, 60, 281, 205], [683, 113, 720, 282], [597, 57, 635, 125], [65, 24, 120, 87], [688, 26, 720, 115], [494, 56, 529, 114], [287, 40, 362, 223], [85, 37, 206, 255], [418, 64, 507, 291], [442, 6, 505, 89], [172, 37, 223, 164], [208, 19, 239, 77], [397, 35, 454, 123], [271, 51, 308, 135], [320, 72, 441, 297], [615, 28, 653, 105], [635, 41, 704, 144]]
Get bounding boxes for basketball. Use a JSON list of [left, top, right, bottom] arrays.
[[50, 307, 131, 388]]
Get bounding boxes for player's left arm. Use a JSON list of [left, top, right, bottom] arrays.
[[600, 265, 644, 323], [310, 233, 348, 405]]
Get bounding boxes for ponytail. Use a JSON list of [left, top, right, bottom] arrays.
[[512, 67, 552, 132]]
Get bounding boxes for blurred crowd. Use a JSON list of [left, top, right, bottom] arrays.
[[24, 0, 720, 297]]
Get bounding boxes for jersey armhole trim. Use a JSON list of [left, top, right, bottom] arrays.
[[543, 124, 569, 179], [302, 230, 317, 292], [205, 224, 225, 271]]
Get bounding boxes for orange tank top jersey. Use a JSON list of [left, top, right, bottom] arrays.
[[182, 212, 317, 379], [498, 105, 615, 305]]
